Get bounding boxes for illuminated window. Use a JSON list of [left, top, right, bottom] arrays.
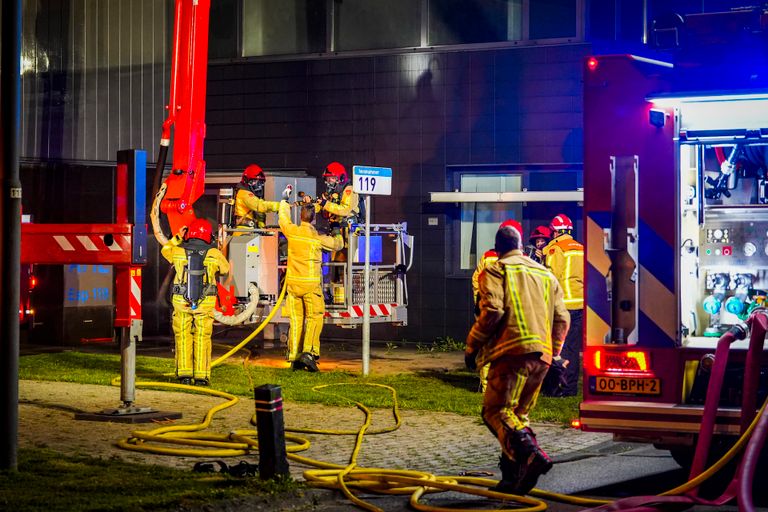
[[459, 174, 523, 270], [334, 0, 421, 51], [242, 0, 327, 57]]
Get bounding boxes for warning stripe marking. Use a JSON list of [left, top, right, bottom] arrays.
[[54, 236, 75, 251], [76, 235, 100, 251], [324, 304, 399, 318]]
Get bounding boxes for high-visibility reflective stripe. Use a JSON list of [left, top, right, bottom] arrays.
[[564, 253, 573, 301], [543, 276, 552, 345], [507, 368, 528, 430], [286, 275, 322, 283], [505, 267, 530, 337], [287, 293, 300, 360]]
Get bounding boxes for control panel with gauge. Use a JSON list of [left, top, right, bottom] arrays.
[[700, 221, 768, 267]]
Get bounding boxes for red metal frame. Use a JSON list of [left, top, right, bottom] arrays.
[[21, 224, 134, 265], [159, 0, 211, 236], [21, 150, 146, 332]]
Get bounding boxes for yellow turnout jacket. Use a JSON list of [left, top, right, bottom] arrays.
[[235, 188, 280, 228], [543, 233, 584, 310], [161, 234, 230, 305], [278, 201, 343, 285], [320, 185, 360, 222], [467, 250, 570, 367]]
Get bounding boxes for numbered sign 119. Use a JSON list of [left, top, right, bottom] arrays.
[[352, 166, 392, 196]]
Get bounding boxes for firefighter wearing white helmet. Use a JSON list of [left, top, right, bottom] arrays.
[[543, 213, 583, 396]]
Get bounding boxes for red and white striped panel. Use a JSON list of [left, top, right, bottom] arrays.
[[22, 224, 133, 265], [52, 234, 131, 254], [324, 303, 399, 318], [129, 268, 142, 320]]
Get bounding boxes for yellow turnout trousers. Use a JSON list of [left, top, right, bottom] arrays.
[[286, 282, 325, 361], [482, 353, 548, 459], [172, 295, 216, 380]]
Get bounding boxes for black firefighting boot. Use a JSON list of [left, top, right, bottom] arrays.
[[511, 427, 553, 495], [298, 352, 319, 372], [489, 453, 525, 494]]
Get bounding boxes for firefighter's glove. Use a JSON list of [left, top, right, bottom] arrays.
[[464, 349, 478, 371], [330, 223, 342, 237], [316, 195, 328, 207], [281, 184, 293, 201]]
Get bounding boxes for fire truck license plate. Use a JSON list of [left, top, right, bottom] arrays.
[[594, 376, 661, 395]]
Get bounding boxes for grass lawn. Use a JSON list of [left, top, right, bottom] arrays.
[[1, 448, 298, 512], [19, 352, 580, 425]]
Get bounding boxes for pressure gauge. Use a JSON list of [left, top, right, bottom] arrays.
[[713, 229, 723, 240], [744, 242, 757, 257]]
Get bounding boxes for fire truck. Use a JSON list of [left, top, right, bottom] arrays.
[[152, 1, 412, 333], [580, 8, 768, 463]]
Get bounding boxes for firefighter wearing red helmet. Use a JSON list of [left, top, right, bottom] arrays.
[[526, 225, 552, 265], [315, 162, 361, 283], [234, 164, 280, 230], [317, 162, 360, 227], [470, 219, 523, 392], [161, 220, 229, 386], [543, 213, 583, 397]]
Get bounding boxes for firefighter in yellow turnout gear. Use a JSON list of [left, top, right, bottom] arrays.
[[279, 190, 343, 371], [471, 249, 498, 393], [315, 162, 360, 285], [470, 220, 524, 393], [466, 224, 570, 495], [161, 219, 230, 385], [317, 162, 360, 225], [234, 164, 280, 231], [543, 213, 584, 396]]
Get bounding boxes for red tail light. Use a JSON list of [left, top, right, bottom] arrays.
[[586, 56, 599, 71], [593, 349, 651, 374], [29, 276, 37, 289]]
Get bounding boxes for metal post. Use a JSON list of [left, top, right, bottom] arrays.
[[363, 195, 371, 376], [119, 327, 135, 406], [1, 0, 23, 471], [254, 384, 289, 479]]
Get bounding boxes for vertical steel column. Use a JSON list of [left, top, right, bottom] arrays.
[[362, 195, 371, 376], [0, 0, 23, 471], [115, 150, 147, 408]]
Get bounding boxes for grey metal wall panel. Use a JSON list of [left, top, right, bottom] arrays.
[[205, 43, 589, 341], [21, 0, 171, 163]]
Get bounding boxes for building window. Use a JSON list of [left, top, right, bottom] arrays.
[[209, 0, 240, 60], [334, 0, 421, 51], [429, 0, 522, 46], [458, 173, 523, 270], [242, 0, 327, 57], [529, 0, 578, 39]]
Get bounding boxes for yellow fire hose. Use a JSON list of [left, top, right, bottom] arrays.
[[113, 276, 768, 510]]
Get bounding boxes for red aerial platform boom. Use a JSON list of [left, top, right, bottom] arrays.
[[155, 0, 211, 237]]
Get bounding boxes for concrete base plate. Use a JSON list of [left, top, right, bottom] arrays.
[[75, 408, 183, 424]]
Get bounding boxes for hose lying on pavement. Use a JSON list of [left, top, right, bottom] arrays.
[[114, 297, 766, 511]]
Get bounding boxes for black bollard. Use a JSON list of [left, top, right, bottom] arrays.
[[254, 384, 290, 479]]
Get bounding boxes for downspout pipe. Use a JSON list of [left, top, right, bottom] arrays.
[[0, 0, 23, 471]]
